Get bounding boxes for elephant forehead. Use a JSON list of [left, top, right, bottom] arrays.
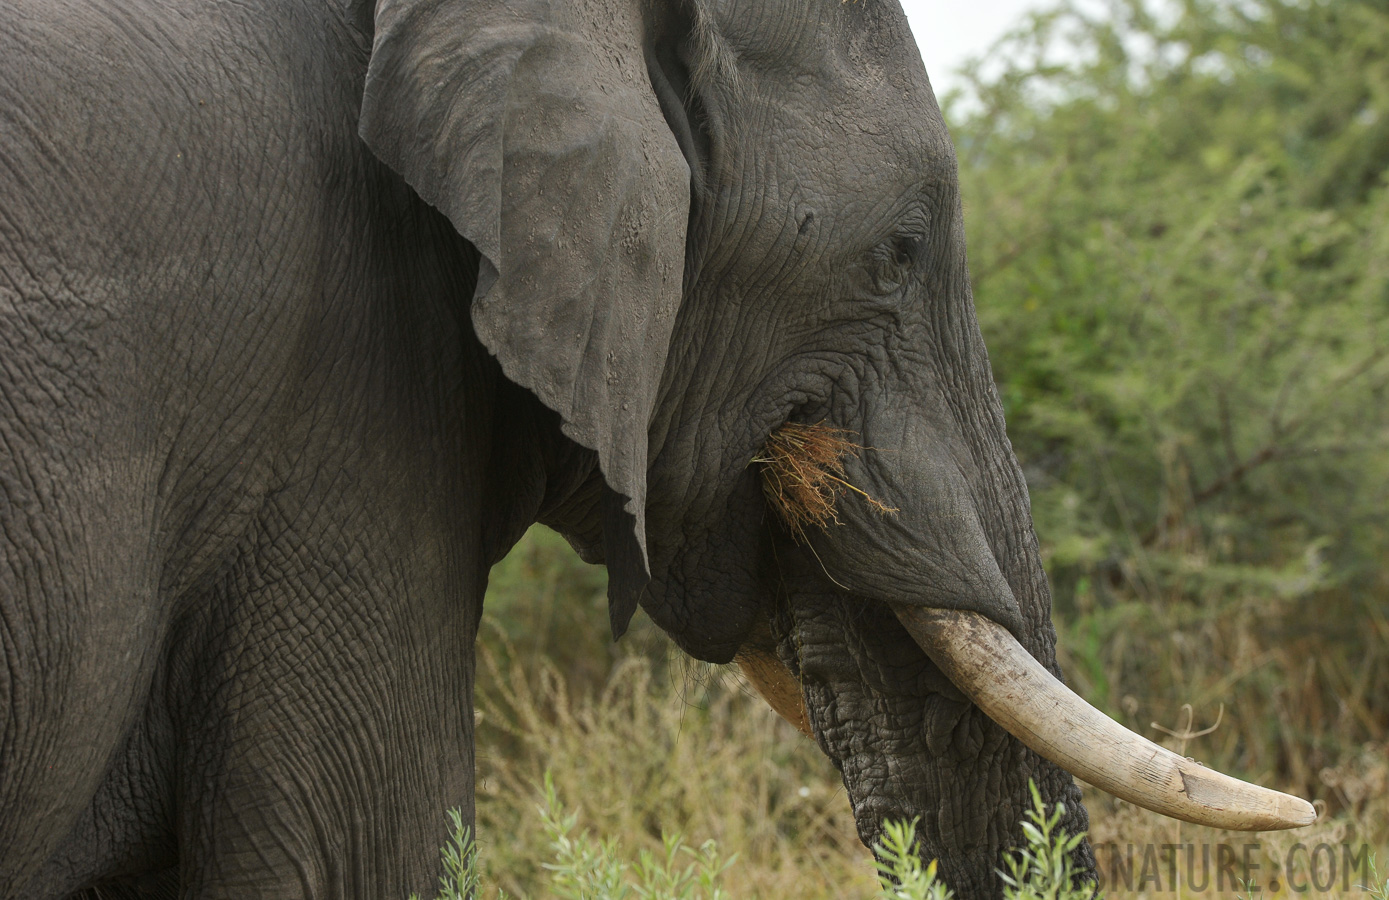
[[711, 0, 954, 197], [710, 0, 920, 76]]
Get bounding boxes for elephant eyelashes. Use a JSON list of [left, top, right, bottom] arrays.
[[867, 233, 924, 295], [891, 235, 919, 268]]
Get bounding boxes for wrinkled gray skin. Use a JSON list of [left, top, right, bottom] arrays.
[[0, 0, 1094, 896]]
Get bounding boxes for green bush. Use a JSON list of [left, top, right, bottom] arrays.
[[949, 0, 1389, 803]]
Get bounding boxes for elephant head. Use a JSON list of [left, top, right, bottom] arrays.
[[359, 0, 1314, 892]]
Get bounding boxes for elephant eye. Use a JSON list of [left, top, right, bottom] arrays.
[[891, 235, 920, 268], [867, 233, 923, 295]]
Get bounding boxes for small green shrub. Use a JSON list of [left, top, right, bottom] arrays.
[[412, 776, 735, 900], [1358, 853, 1389, 900], [416, 777, 1099, 899], [870, 781, 1092, 900], [997, 783, 1091, 900], [408, 808, 493, 900], [540, 772, 735, 900], [871, 821, 954, 900]]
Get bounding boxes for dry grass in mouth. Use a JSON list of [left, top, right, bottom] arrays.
[[752, 420, 896, 542]]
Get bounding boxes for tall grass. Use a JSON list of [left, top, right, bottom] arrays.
[[473, 618, 873, 897], [474, 528, 1386, 897]]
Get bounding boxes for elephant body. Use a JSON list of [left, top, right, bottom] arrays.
[[1, 1, 540, 892], [0, 0, 1121, 895]]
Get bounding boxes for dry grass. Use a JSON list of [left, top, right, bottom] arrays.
[[475, 530, 1388, 898], [473, 626, 876, 898], [472, 617, 1387, 897], [753, 421, 895, 542], [1071, 689, 1388, 896], [1052, 583, 1389, 822], [1054, 586, 1389, 898]]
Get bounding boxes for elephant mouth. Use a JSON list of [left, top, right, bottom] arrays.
[[889, 604, 1317, 831]]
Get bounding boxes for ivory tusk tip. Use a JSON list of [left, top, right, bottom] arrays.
[[1288, 798, 1318, 828], [1252, 795, 1317, 830], [1170, 758, 1317, 830]]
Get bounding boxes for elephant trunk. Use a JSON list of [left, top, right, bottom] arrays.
[[761, 571, 1093, 897]]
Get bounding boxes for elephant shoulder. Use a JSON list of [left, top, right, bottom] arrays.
[[0, 0, 381, 270]]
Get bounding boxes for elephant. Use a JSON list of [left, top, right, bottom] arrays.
[[0, 0, 1315, 895]]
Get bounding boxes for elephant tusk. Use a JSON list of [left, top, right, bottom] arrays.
[[734, 647, 814, 737], [733, 616, 814, 737], [892, 605, 1317, 832]]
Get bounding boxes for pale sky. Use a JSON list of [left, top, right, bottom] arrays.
[[898, 1, 1052, 98]]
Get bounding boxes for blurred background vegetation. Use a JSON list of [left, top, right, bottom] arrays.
[[470, 0, 1389, 895]]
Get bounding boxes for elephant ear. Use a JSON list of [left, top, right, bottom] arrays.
[[359, 0, 691, 636]]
